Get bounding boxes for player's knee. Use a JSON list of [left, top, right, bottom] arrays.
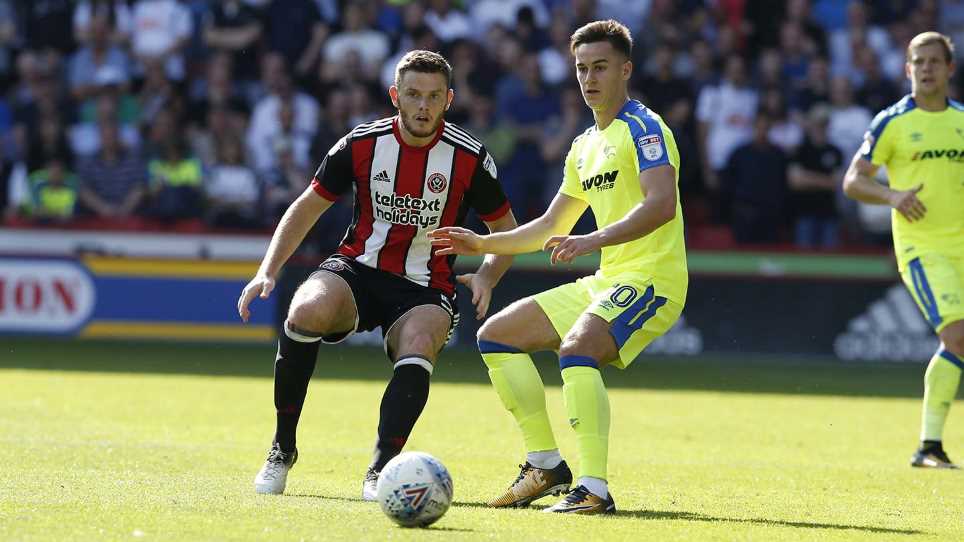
[[400, 331, 442, 358], [477, 315, 509, 345], [944, 332, 964, 358], [287, 296, 333, 334]]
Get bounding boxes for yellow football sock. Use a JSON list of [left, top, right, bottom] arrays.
[[921, 349, 963, 442], [480, 341, 557, 453], [560, 358, 610, 481]]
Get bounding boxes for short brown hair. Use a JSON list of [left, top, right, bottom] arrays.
[[394, 50, 452, 88], [906, 31, 955, 64], [569, 19, 633, 58]]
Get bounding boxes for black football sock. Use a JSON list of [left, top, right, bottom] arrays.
[[370, 356, 432, 471], [273, 322, 322, 453]]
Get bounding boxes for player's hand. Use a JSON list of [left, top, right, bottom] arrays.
[[238, 274, 275, 323], [543, 234, 600, 265], [456, 273, 495, 320], [428, 227, 486, 256], [888, 184, 926, 222]]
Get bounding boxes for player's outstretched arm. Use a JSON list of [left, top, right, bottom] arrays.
[[455, 210, 519, 320], [842, 153, 926, 221], [238, 187, 334, 322], [545, 165, 677, 264], [429, 193, 588, 257]]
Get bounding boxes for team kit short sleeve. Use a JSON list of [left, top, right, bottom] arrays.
[[557, 99, 688, 306], [467, 149, 511, 221], [311, 135, 353, 201]]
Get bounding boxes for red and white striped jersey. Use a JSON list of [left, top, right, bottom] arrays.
[[310, 116, 510, 295]]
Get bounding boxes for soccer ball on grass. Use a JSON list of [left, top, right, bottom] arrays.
[[376, 451, 453, 527]]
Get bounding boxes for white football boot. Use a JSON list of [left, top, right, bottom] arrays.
[[254, 443, 298, 494], [362, 467, 379, 501]]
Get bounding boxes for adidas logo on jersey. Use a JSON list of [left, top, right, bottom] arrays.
[[373, 170, 391, 183]]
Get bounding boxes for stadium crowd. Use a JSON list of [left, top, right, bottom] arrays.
[[0, 0, 961, 251]]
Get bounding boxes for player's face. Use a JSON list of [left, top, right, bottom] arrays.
[[574, 42, 631, 111], [906, 43, 955, 97], [390, 71, 454, 139]]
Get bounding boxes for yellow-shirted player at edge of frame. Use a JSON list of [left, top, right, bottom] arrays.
[[429, 19, 687, 514], [843, 30, 964, 469]]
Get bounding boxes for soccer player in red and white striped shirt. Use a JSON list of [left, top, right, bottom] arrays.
[[238, 50, 517, 498]]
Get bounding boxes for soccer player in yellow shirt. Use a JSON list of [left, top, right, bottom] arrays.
[[429, 20, 687, 513], [843, 31, 964, 469]]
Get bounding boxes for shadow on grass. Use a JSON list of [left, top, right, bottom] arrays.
[[616, 509, 924, 535], [286, 493, 475, 532], [1, 337, 943, 398]]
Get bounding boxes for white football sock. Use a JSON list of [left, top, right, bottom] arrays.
[[526, 449, 563, 469], [577, 476, 608, 499]]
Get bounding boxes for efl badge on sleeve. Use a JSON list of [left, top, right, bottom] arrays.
[[637, 135, 664, 161]]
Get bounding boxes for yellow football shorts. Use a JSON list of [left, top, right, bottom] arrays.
[[533, 273, 683, 368], [901, 253, 964, 333]]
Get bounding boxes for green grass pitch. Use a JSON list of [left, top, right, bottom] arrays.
[[2, 338, 962, 541]]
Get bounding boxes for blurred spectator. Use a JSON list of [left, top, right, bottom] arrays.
[[827, 75, 871, 160], [469, 0, 550, 40], [247, 54, 319, 170], [791, 55, 831, 112], [539, 13, 575, 88], [663, 97, 703, 199], [131, 0, 193, 80], [74, 0, 133, 45], [760, 87, 803, 153], [784, 0, 828, 56], [0, 0, 17, 91], [511, 6, 549, 51], [205, 135, 261, 229], [19, 0, 75, 56], [779, 21, 815, 85], [262, 137, 307, 224], [829, 1, 891, 79], [755, 48, 787, 93], [854, 47, 900, 114], [465, 92, 518, 168], [26, 154, 78, 223], [788, 105, 843, 249], [76, 122, 147, 219], [189, 104, 241, 167], [637, 44, 693, 118], [943, 0, 964, 56], [323, 2, 389, 82], [252, 100, 311, 174], [721, 114, 788, 244], [598, 0, 649, 34], [136, 58, 180, 126], [263, 0, 328, 79], [70, 93, 140, 158], [309, 87, 352, 164], [497, 52, 560, 220], [69, 12, 132, 101], [203, 0, 262, 82], [685, 39, 717, 95], [27, 114, 72, 172], [697, 54, 758, 191], [424, 0, 472, 44], [188, 52, 248, 123], [145, 130, 203, 221]]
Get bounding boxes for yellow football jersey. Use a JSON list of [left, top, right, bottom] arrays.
[[861, 95, 964, 270], [559, 99, 687, 304]]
